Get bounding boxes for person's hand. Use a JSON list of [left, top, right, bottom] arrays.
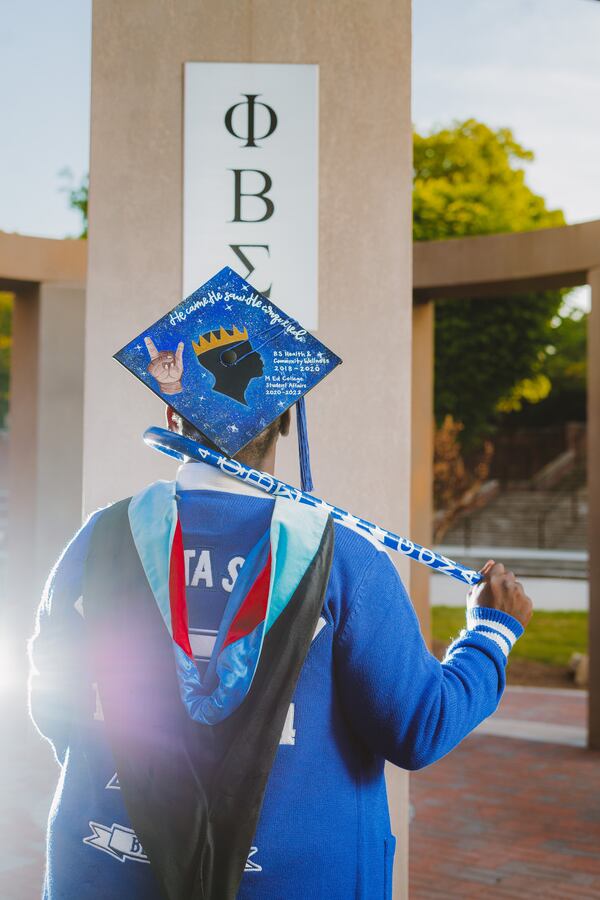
[[145, 337, 184, 394], [467, 559, 533, 629]]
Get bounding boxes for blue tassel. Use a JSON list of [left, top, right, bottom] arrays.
[[296, 396, 314, 493]]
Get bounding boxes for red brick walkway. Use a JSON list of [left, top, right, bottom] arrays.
[[410, 689, 600, 898], [496, 686, 587, 728], [4, 688, 600, 898]]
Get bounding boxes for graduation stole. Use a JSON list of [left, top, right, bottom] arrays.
[[84, 482, 333, 900]]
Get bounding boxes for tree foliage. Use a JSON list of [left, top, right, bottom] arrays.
[[499, 297, 587, 427], [414, 119, 567, 448], [545, 301, 587, 396], [60, 169, 88, 238]]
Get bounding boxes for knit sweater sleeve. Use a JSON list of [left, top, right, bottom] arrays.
[[333, 549, 523, 771], [28, 510, 102, 764]]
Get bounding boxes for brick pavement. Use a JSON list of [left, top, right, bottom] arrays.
[[0, 700, 57, 900], [3, 687, 599, 899], [410, 689, 600, 898], [494, 686, 587, 728]]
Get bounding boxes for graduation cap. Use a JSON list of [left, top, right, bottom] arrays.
[[114, 266, 342, 492]]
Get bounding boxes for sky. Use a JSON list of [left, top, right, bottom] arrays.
[[1, 0, 600, 245], [0, 0, 91, 238], [413, 0, 600, 227]]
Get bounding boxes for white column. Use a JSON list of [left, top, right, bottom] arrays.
[[587, 268, 600, 750], [6, 281, 85, 696], [34, 283, 86, 582], [85, 3, 412, 893]]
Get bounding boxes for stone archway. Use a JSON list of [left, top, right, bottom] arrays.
[[411, 219, 600, 750], [0, 231, 86, 687]]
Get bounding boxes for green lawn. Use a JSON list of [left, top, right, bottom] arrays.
[[432, 606, 588, 668]]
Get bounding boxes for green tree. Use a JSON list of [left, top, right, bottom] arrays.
[[499, 297, 587, 427], [414, 119, 566, 448], [60, 169, 88, 238], [545, 301, 587, 410]]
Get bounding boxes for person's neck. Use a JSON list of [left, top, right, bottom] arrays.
[[176, 428, 277, 476], [235, 443, 276, 475]]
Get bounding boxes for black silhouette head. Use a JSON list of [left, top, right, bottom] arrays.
[[193, 326, 264, 405]]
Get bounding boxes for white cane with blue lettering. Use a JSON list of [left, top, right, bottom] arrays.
[[144, 426, 483, 587]]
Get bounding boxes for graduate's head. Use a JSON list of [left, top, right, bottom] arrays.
[[166, 405, 290, 473]]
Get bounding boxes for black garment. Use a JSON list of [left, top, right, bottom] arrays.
[[84, 498, 334, 900]]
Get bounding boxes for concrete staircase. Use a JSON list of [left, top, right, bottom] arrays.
[[440, 464, 588, 578]]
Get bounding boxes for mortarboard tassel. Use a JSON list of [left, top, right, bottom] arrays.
[[295, 396, 314, 493]]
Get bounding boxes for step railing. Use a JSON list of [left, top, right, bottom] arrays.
[[456, 487, 586, 550]]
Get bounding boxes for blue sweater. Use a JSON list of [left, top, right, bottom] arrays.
[[29, 463, 523, 899]]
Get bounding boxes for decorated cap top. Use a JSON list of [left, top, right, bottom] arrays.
[[114, 267, 342, 476]]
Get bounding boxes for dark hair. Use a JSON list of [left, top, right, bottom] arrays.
[[194, 338, 263, 406], [172, 409, 283, 471]]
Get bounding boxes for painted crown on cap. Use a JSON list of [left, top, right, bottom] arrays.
[[192, 325, 249, 356]]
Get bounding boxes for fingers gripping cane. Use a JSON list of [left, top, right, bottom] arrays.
[[144, 426, 483, 588]]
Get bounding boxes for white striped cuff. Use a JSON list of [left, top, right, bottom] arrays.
[[465, 607, 523, 658]]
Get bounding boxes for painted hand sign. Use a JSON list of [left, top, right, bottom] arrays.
[[144, 336, 184, 395]]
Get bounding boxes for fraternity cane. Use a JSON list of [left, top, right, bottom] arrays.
[[144, 426, 483, 587]]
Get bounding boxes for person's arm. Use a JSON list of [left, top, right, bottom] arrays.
[[333, 554, 531, 771], [28, 512, 101, 763]]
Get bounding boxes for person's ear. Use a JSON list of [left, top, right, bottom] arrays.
[[166, 405, 180, 432], [279, 409, 291, 437]]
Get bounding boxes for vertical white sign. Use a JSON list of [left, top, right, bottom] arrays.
[[183, 63, 319, 329]]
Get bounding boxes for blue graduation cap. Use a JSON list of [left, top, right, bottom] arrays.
[[114, 267, 342, 492]]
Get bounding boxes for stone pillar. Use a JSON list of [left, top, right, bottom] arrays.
[[588, 268, 600, 750], [6, 282, 85, 692], [85, 2, 412, 893], [34, 284, 86, 582], [410, 299, 434, 644], [6, 283, 40, 687]]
